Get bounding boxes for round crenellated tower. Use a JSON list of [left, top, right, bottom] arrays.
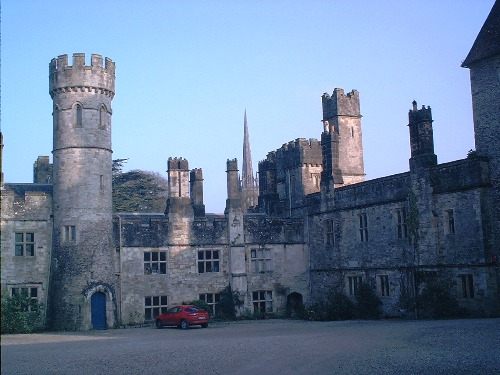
[[49, 53, 117, 330]]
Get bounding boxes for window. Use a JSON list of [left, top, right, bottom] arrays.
[[459, 274, 474, 298], [359, 213, 368, 242], [144, 295, 168, 321], [252, 290, 273, 314], [11, 287, 39, 311], [378, 275, 390, 296], [144, 251, 167, 274], [15, 232, 35, 256], [347, 276, 363, 296], [250, 248, 272, 273], [199, 293, 220, 316], [446, 209, 455, 234], [62, 225, 76, 242], [53, 105, 59, 129], [99, 105, 107, 129], [396, 208, 408, 239], [325, 219, 334, 246], [311, 173, 320, 189], [198, 250, 220, 273], [75, 103, 83, 128]]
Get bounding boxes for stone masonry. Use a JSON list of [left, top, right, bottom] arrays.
[[0, 2, 498, 330]]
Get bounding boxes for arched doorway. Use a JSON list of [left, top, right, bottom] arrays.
[[91, 292, 107, 330], [286, 292, 304, 318]]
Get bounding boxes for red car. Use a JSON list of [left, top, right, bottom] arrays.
[[155, 305, 209, 329]]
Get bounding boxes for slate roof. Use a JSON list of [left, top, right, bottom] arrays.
[[462, 1, 500, 67]]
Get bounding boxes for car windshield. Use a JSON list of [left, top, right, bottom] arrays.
[[167, 307, 180, 313], [186, 307, 199, 313]]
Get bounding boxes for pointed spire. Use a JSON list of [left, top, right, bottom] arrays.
[[242, 109, 255, 188]]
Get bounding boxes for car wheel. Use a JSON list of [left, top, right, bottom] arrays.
[[155, 320, 162, 329], [180, 320, 189, 330], [201, 323, 208, 328]]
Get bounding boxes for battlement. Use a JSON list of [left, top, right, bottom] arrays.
[[226, 158, 239, 171], [167, 157, 189, 171], [262, 138, 322, 169], [322, 88, 360, 119], [190, 168, 203, 180], [49, 53, 115, 98], [408, 100, 433, 124]]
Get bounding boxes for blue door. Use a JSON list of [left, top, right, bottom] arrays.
[[91, 292, 107, 330]]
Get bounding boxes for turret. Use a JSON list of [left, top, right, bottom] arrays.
[[321, 89, 365, 190], [49, 53, 117, 330], [33, 156, 53, 184], [190, 168, 205, 217], [408, 100, 437, 170], [225, 158, 241, 213], [165, 157, 193, 218]]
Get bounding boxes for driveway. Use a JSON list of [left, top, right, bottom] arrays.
[[2, 318, 500, 375]]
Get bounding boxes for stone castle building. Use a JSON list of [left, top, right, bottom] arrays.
[[1, 2, 499, 329]]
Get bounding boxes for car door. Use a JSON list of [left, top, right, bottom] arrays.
[[164, 307, 180, 325]]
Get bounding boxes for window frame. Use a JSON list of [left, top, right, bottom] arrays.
[[144, 250, 167, 275], [250, 247, 272, 273], [199, 293, 220, 316], [62, 225, 76, 243], [11, 286, 39, 312], [75, 103, 83, 128], [144, 295, 168, 321], [359, 213, 368, 242], [99, 105, 107, 129], [459, 274, 474, 299], [252, 290, 273, 314], [396, 207, 408, 240], [15, 232, 35, 257], [325, 219, 335, 246], [197, 249, 220, 274], [446, 209, 455, 235], [347, 275, 363, 296], [378, 275, 390, 297]]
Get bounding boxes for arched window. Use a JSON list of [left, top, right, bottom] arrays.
[[53, 105, 59, 129], [99, 105, 107, 129], [75, 103, 83, 128]]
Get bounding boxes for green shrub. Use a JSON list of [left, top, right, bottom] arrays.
[[326, 292, 356, 320], [355, 283, 381, 319], [1, 294, 44, 334], [305, 291, 355, 321], [216, 285, 243, 320], [417, 279, 464, 319]]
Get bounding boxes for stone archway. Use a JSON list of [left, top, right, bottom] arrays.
[[84, 284, 115, 330], [286, 292, 304, 318]]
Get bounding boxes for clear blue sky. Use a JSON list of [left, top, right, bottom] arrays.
[[1, 0, 494, 213]]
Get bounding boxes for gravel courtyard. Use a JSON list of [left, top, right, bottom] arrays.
[[2, 318, 500, 375]]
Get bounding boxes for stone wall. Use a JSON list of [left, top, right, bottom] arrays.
[[0, 184, 53, 325]]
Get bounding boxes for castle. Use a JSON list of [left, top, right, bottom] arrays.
[[1, 2, 499, 330]]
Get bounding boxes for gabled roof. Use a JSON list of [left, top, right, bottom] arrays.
[[462, 1, 500, 67]]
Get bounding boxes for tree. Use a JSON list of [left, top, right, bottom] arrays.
[[112, 159, 168, 213], [1, 294, 44, 333]]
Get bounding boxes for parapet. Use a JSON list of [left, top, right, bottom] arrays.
[[49, 53, 115, 98], [322, 88, 360, 119], [226, 158, 239, 172], [190, 168, 203, 181], [408, 100, 432, 124], [167, 157, 189, 171]]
